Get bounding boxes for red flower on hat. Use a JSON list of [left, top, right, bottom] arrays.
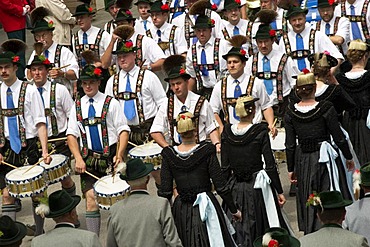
[[211, 3, 218, 10], [179, 68, 186, 74], [12, 56, 20, 63], [269, 29, 276, 37], [323, 50, 331, 55], [125, 41, 134, 48], [126, 10, 132, 15], [240, 49, 246, 56], [48, 20, 54, 28], [42, 58, 51, 65], [88, 7, 93, 12], [94, 68, 102, 76], [161, 3, 170, 11], [328, 0, 335, 5], [235, 0, 241, 5], [181, 115, 186, 119], [268, 239, 279, 247], [302, 68, 310, 74]]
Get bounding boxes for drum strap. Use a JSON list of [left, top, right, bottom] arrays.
[[135, 34, 144, 66], [74, 29, 104, 68], [0, 82, 28, 148], [44, 81, 59, 136], [75, 95, 113, 158], [191, 38, 220, 91]]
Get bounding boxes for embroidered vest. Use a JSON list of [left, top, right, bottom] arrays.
[[251, 53, 288, 102], [146, 25, 178, 55], [283, 29, 316, 59], [341, 0, 370, 40], [112, 68, 146, 125], [135, 34, 144, 66], [191, 38, 220, 91], [0, 82, 28, 148], [167, 95, 205, 144], [74, 29, 104, 68], [220, 76, 255, 123], [44, 81, 59, 136], [75, 95, 113, 158]]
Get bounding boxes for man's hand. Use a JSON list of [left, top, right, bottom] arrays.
[[75, 157, 86, 174], [0, 153, 3, 164], [42, 153, 52, 164], [269, 125, 278, 139], [277, 194, 286, 207], [232, 210, 242, 222], [49, 69, 64, 79], [23, 5, 30, 15], [289, 172, 297, 184], [346, 159, 355, 171]]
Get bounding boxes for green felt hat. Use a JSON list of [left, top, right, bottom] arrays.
[[46, 190, 81, 218], [115, 9, 136, 23], [26, 54, 53, 69], [79, 64, 104, 80], [360, 162, 370, 186], [192, 14, 215, 29], [149, 0, 170, 12], [254, 24, 276, 39], [104, 0, 116, 11], [0, 216, 27, 246], [222, 47, 248, 61], [164, 65, 191, 82], [134, 0, 152, 5], [120, 158, 154, 181], [224, 0, 242, 10], [72, 4, 96, 17], [253, 227, 300, 247], [0, 51, 21, 65], [318, 0, 337, 8], [113, 40, 138, 54], [285, 6, 308, 19], [31, 19, 55, 34], [319, 191, 352, 209]]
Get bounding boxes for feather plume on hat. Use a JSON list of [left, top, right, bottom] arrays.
[[33, 42, 44, 56], [189, 0, 210, 15], [278, 0, 299, 9], [81, 50, 100, 64], [1, 39, 27, 54], [255, 9, 278, 24], [228, 35, 248, 48], [163, 55, 186, 74], [113, 25, 135, 41], [30, 7, 50, 26]]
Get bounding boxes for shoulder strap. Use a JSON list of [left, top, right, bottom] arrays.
[[135, 68, 146, 126], [169, 25, 177, 55], [167, 95, 175, 144], [221, 77, 229, 123], [193, 96, 206, 143], [146, 30, 153, 38], [135, 34, 144, 66]]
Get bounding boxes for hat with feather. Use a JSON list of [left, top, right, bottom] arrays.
[[73, 1, 96, 17], [254, 9, 278, 39], [26, 42, 52, 69], [113, 26, 138, 54], [79, 50, 103, 80], [224, 0, 242, 10], [163, 55, 191, 82], [222, 35, 248, 61], [30, 7, 55, 34], [115, 9, 136, 23], [0, 39, 27, 65], [189, 0, 214, 15]]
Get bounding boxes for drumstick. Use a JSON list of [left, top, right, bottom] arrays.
[[1, 161, 18, 169], [22, 149, 57, 174], [48, 137, 67, 142], [85, 171, 107, 184], [113, 141, 120, 183], [271, 118, 278, 129], [128, 141, 138, 147], [51, 64, 71, 70]]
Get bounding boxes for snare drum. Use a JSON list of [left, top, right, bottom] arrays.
[[270, 128, 286, 162], [39, 154, 70, 184], [5, 166, 47, 198], [93, 174, 130, 210], [128, 143, 162, 170]]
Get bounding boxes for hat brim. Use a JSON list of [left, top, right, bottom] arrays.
[[114, 17, 136, 23], [26, 62, 53, 69], [164, 73, 191, 82], [72, 11, 96, 17], [0, 58, 18, 65], [286, 8, 308, 19], [79, 75, 103, 80], [134, 0, 153, 5], [321, 200, 353, 209], [31, 27, 55, 34], [0, 221, 27, 245], [192, 24, 215, 29], [120, 163, 154, 181], [307, 53, 338, 68], [222, 53, 248, 62], [253, 235, 301, 247], [46, 195, 81, 218]]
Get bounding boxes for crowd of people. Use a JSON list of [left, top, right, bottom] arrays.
[[1, 0, 370, 246]]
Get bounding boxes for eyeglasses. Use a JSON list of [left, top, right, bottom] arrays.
[[34, 32, 51, 40]]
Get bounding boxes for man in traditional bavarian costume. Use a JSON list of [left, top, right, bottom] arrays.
[[147, 1, 187, 57], [151, 55, 220, 153], [67, 64, 130, 236], [334, 0, 370, 43], [317, 0, 350, 56], [0, 40, 51, 236], [161, 0, 187, 23], [209, 37, 275, 135], [277, 6, 344, 73], [221, 0, 249, 41], [245, 23, 298, 126], [103, 0, 120, 35], [28, 47, 77, 209], [185, 14, 229, 100], [105, 34, 167, 146], [26, 10, 79, 97], [101, 9, 166, 74], [135, 0, 154, 35]]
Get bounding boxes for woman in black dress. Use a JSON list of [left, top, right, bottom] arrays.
[[285, 69, 354, 235], [336, 40, 370, 166], [221, 95, 288, 247], [158, 111, 241, 247]]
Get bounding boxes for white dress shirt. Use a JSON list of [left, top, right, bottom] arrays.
[[135, 16, 154, 35], [103, 20, 117, 35], [67, 92, 130, 149], [317, 16, 350, 54], [105, 66, 167, 126], [210, 73, 273, 124], [0, 79, 46, 139], [33, 80, 74, 137], [150, 91, 217, 144]]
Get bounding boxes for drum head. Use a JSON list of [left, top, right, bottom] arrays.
[[6, 166, 45, 181], [94, 174, 130, 195], [270, 128, 286, 151], [129, 143, 162, 157], [39, 154, 68, 169]]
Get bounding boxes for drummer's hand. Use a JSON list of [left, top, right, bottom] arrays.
[[0, 153, 3, 164], [42, 153, 52, 164], [232, 210, 242, 222], [215, 142, 221, 153], [346, 159, 355, 171], [278, 194, 286, 207], [75, 157, 86, 174], [269, 126, 278, 139], [289, 172, 297, 184], [49, 69, 63, 79], [113, 155, 123, 168]]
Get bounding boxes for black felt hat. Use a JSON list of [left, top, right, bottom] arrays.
[[26, 55, 53, 69], [254, 24, 276, 39], [46, 190, 81, 218], [224, 0, 242, 10], [134, 0, 152, 5], [113, 40, 138, 55], [222, 47, 248, 61], [149, 0, 170, 12], [120, 158, 154, 181], [31, 19, 55, 34], [79, 64, 104, 80], [72, 4, 96, 17], [0, 216, 27, 246], [318, 0, 337, 8], [164, 66, 191, 82], [285, 6, 308, 19], [253, 227, 300, 247], [192, 14, 215, 29], [104, 0, 116, 11], [318, 191, 352, 209], [115, 9, 136, 23]]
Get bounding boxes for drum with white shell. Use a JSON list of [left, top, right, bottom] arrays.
[[269, 128, 286, 163], [128, 143, 163, 170], [39, 154, 70, 184]]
